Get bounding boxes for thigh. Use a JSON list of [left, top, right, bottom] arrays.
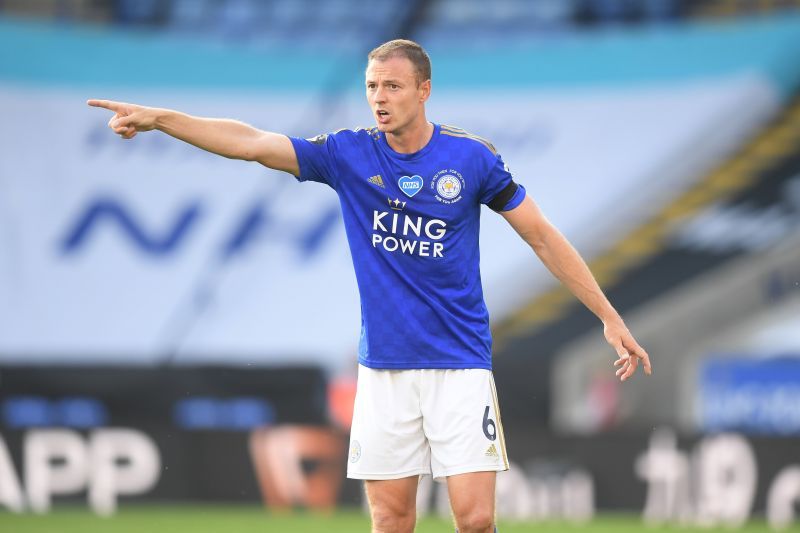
[[347, 365, 431, 480], [422, 369, 509, 480], [365, 476, 420, 525], [447, 471, 497, 531]]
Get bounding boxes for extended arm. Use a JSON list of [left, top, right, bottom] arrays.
[[87, 99, 299, 175], [501, 195, 652, 381]]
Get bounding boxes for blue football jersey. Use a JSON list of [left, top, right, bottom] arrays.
[[290, 123, 526, 370]]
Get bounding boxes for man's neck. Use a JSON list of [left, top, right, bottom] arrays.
[[385, 119, 434, 154]]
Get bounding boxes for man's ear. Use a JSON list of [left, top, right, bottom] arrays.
[[419, 79, 431, 102]]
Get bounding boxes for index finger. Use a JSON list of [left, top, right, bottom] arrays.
[[622, 336, 651, 375], [613, 343, 629, 360], [629, 345, 652, 375], [87, 99, 123, 112], [640, 350, 652, 375]]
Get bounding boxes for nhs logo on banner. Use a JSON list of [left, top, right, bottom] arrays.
[[60, 196, 339, 260], [61, 198, 201, 256]]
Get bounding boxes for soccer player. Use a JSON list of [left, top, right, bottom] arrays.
[[89, 39, 651, 533]]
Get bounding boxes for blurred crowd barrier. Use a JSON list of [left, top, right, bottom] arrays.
[[2, 375, 800, 530], [0, 366, 333, 514]]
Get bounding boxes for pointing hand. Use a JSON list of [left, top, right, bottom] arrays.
[[87, 99, 157, 140]]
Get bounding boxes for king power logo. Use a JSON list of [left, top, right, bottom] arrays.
[[371, 209, 446, 258]]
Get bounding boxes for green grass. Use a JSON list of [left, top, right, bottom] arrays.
[[0, 506, 796, 532]]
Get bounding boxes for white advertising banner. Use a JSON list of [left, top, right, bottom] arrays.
[[0, 74, 778, 366]]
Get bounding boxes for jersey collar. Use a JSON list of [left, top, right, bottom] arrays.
[[378, 123, 441, 161]]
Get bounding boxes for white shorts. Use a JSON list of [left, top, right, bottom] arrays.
[[347, 364, 509, 481]]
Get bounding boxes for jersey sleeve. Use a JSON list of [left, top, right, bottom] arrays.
[[480, 152, 526, 212], [288, 132, 340, 189]]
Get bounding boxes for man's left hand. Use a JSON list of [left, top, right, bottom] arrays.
[[604, 320, 652, 382]]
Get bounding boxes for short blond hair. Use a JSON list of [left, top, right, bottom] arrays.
[[367, 39, 431, 86]]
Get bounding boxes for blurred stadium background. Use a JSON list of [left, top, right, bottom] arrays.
[[2, 0, 800, 531]]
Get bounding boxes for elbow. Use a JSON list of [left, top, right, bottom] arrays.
[[529, 238, 547, 255], [521, 226, 548, 252], [525, 222, 560, 254]]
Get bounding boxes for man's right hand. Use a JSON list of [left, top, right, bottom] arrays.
[[87, 99, 159, 140], [87, 99, 299, 175]]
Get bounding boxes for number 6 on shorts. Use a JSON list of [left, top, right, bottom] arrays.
[[482, 405, 496, 441]]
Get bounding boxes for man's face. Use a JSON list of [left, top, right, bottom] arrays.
[[366, 56, 430, 135]]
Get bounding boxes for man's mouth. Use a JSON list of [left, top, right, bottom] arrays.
[[376, 110, 390, 123]]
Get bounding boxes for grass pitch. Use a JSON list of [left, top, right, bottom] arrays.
[[0, 506, 795, 532]]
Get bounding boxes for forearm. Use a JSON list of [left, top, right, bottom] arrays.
[[530, 224, 621, 325], [502, 197, 650, 377], [154, 109, 268, 161]]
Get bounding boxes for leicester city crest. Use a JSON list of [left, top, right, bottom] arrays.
[[431, 169, 465, 204], [349, 440, 362, 463]]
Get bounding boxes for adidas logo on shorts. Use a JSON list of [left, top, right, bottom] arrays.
[[485, 443, 499, 458]]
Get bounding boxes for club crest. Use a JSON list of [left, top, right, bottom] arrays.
[[431, 169, 465, 204]]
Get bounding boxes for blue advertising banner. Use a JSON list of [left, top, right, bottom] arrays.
[[699, 356, 800, 435]]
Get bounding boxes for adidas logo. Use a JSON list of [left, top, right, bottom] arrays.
[[368, 174, 385, 188], [485, 444, 499, 458]]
